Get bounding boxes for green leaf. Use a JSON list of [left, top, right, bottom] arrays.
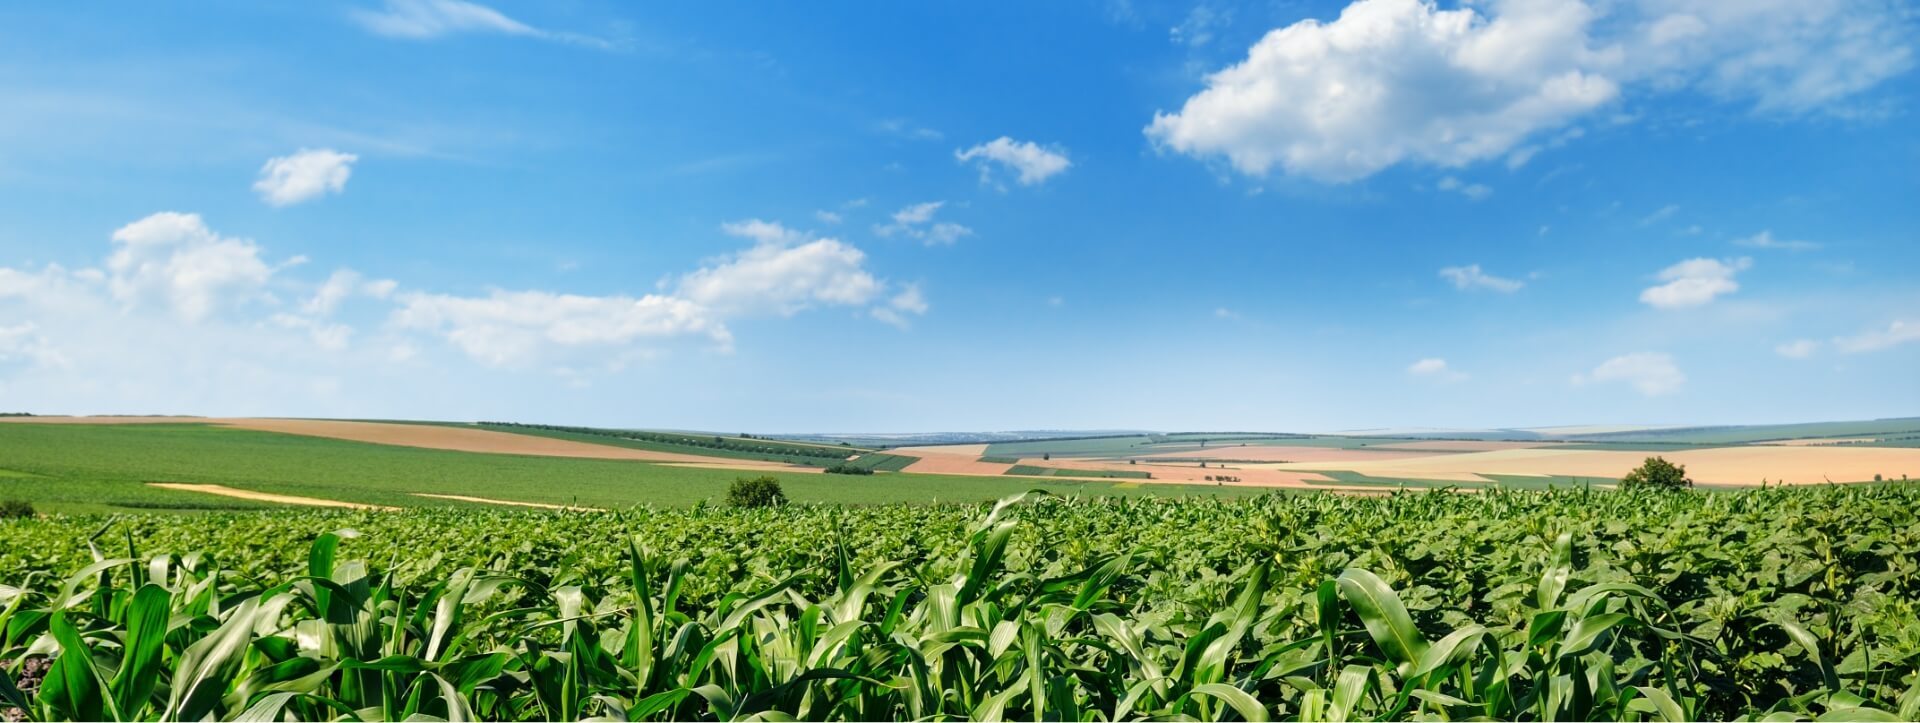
[[1193, 683, 1270, 722], [1336, 569, 1428, 670]]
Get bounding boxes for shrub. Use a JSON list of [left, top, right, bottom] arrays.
[[726, 476, 787, 508], [1621, 456, 1692, 491], [823, 464, 873, 476], [0, 499, 34, 520]]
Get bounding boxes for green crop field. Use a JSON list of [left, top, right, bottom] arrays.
[[0, 424, 1260, 515], [1569, 418, 1920, 445], [1002, 464, 1154, 479], [4, 485, 1919, 721]]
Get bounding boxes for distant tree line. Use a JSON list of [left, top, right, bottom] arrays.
[[480, 422, 854, 461]]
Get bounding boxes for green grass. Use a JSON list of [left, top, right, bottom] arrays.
[[468, 422, 862, 466], [0, 423, 1261, 514], [1003, 464, 1154, 479], [843, 452, 916, 471], [1570, 417, 1920, 444]]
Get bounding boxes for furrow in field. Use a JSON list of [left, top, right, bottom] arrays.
[[147, 482, 397, 510]]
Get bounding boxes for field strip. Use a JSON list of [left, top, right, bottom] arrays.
[[412, 493, 605, 511], [208, 418, 818, 472], [147, 483, 398, 510]]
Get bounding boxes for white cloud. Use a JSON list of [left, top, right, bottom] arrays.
[[874, 119, 943, 141], [303, 269, 397, 316], [1639, 204, 1680, 226], [1439, 264, 1524, 293], [107, 212, 285, 321], [955, 137, 1072, 187], [1832, 319, 1920, 354], [679, 221, 885, 316], [1576, 351, 1684, 396], [1436, 176, 1492, 200], [1408, 357, 1467, 381], [350, 0, 612, 48], [254, 149, 358, 207], [871, 284, 930, 329], [874, 202, 974, 246], [1147, 0, 1914, 182], [1639, 257, 1751, 308], [1734, 230, 1819, 250], [1775, 339, 1819, 358], [390, 290, 730, 367], [1171, 5, 1229, 47], [813, 210, 843, 224], [0, 323, 66, 368], [1147, 0, 1620, 182]]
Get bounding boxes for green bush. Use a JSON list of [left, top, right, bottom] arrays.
[[0, 499, 33, 519], [823, 464, 874, 476], [726, 476, 787, 508], [1621, 456, 1692, 490]]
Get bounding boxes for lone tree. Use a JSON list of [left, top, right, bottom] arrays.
[[726, 476, 787, 508], [1621, 456, 1692, 491]]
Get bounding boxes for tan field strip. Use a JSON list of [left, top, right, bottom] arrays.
[[662, 462, 824, 473], [1254, 446, 1920, 486], [0, 415, 209, 424], [1761, 438, 1879, 447], [412, 493, 603, 511], [898, 448, 1016, 476], [1364, 440, 1549, 452], [1139, 446, 1444, 463], [216, 419, 760, 464], [148, 483, 398, 510], [890, 443, 991, 457], [7, 416, 810, 470]]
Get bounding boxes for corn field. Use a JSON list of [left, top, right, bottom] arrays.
[[3, 485, 1919, 721]]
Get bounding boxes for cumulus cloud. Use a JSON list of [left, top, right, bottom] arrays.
[[0, 211, 917, 391], [679, 221, 885, 316], [107, 212, 288, 321], [1734, 230, 1819, 251], [1575, 351, 1684, 396], [955, 137, 1072, 187], [1832, 319, 1920, 354], [1639, 257, 1751, 308], [1439, 264, 1524, 293], [874, 202, 973, 245], [394, 219, 911, 366], [1408, 357, 1467, 381], [1147, 0, 1914, 182], [1775, 339, 1819, 358], [350, 0, 612, 48], [254, 149, 358, 207], [390, 290, 730, 367]]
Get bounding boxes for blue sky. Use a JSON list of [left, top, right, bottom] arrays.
[[0, 0, 1915, 432]]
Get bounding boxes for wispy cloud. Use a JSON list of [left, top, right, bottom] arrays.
[[1408, 357, 1467, 382], [1439, 264, 1523, 293], [1573, 352, 1684, 397], [350, 0, 615, 49], [1734, 230, 1820, 251], [1832, 319, 1920, 354], [1436, 176, 1491, 201], [874, 202, 973, 246]]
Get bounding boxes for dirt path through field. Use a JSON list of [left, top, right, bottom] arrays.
[[412, 493, 604, 511], [147, 483, 397, 510]]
